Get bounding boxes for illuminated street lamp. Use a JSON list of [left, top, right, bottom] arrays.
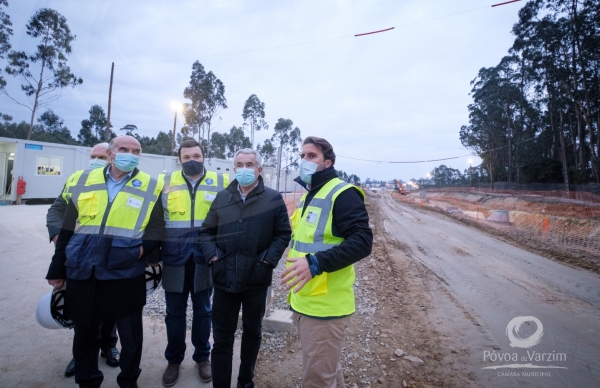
[[170, 102, 183, 156]]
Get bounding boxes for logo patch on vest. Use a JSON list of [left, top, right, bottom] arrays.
[[205, 193, 216, 201], [205, 178, 213, 185], [131, 179, 142, 188], [126, 197, 142, 209]]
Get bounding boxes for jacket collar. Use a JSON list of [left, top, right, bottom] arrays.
[[227, 175, 265, 200], [294, 166, 338, 192]]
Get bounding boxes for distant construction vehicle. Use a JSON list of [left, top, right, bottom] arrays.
[[394, 179, 410, 195]]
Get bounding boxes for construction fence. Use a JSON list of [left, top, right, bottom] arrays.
[[397, 193, 600, 260], [422, 182, 600, 204]]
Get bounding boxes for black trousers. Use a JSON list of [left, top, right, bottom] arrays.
[[211, 287, 268, 388], [73, 309, 143, 388], [99, 320, 118, 351]]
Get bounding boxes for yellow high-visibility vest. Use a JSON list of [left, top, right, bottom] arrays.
[[287, 177, 366, 317], [71, 168, 163, 239], [61, 169, 86, 203], [160, 170, 228, 229]]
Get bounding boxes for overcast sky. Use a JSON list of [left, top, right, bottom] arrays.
[[2, 0, 524, 182]]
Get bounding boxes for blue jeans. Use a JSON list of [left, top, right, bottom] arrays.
[[164, 260, 212, 364], [211, 287, 268, 388]]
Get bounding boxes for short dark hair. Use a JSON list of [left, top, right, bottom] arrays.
[[303, 136, 336, 165], [178, 139, 204, 160]]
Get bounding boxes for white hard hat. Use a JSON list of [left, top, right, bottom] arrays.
[[146, 263, 162, 296], [36, 284, 74, 330]]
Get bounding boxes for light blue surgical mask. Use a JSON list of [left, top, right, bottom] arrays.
[[236, 168, 257, 187], [113, 152, 139, 172], [88, 158, 108, 170], [299, 159, 323, 184]]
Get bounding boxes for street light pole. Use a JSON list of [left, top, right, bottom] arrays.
[[468, 158, 473, 187], [171, 110, 177, 156]]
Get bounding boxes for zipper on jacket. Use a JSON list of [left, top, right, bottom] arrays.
[[99, 201, 114, 235], [190, 186, 196, 229]]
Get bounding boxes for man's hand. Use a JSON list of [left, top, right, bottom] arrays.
[[149, 262, 160, 267], [138, 246, 144, 259], [51, 235, 58, 245], [279, 257, 313, 293], [209, 255, 217, 263], [48, 279, 65, 290]]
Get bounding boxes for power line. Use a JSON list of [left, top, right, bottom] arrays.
[[337, 136, 535, 164], [117, 1, 522, 67]]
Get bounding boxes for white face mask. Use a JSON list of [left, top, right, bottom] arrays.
[[299, 159, 324, 184], [88, 158, 108, 170]]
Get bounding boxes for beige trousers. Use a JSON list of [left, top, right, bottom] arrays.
[[293, 312, 351, 388]]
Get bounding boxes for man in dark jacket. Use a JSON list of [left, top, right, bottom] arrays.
[[199, 148, 291, 388]]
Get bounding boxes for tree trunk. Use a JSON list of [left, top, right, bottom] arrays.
[[27, 59, 46, 140]]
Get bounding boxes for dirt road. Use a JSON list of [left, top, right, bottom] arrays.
[[379, 192, 600, 387], [255, 191, 600, 388]]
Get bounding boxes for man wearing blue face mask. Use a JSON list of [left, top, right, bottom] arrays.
[[46, 135, 165, 388], [46, 142, 122, 378], [159, 140, 228, 387], [280, 136, 372, 388], [200, 148, 291, 388]]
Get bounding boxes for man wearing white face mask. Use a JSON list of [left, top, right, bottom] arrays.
[[46, 142, 121, 378], [200, 148, 291, 388], [280, 136, 372, 388]]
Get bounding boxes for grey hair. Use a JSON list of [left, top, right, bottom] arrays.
[[233, 148, 262, 167], [108, 137, 116, 151]]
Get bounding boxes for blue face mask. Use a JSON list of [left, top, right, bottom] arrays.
[[236, 168, 257, 187], [88, 158, 108, 170], [299, 159, 323, 184], [113, 152, 139, 172]]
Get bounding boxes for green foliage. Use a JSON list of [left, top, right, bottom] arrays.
[[0, 109, 78, 145], [1, 8, 82, 139], [120, 124, 138, 135], [272, 118, 301, 170], [134, 131, 173, 156], [209, 126, 252, 159], [0, 0, 12, 88], [182, 61, 227, 148], [257, 138, 276, 166], [460, 0, 600, 184], [78, 105, 114, 147], [336, 170, 360, 184], [242, 94, 268, 146]]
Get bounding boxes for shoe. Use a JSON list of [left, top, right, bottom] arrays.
[[100, 347, 120, 367], [196, 360, 212, 383], [162, 363, 180, 387], [64, 358, 75, 377]]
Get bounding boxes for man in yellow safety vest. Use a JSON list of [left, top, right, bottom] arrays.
[[46, 142, 121, 377], [280, 136, 373, 388], [46, 135, 164, 388], [159, 139, 228, 386]]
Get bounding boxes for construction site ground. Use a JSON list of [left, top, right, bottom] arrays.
[[1, 190, 599, 387], [254, 190, 600, 388]]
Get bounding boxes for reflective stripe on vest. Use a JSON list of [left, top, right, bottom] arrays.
[[287, 178, 366, 318], [72, 169, 162, 239], [161, 170, 227, 229], [289, 181, 347, 253]]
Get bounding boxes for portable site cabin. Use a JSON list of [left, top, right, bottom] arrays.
[[0, 137, 300, 203]]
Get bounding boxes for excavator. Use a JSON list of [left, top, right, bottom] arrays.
[[394, 179, 410, 195]]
